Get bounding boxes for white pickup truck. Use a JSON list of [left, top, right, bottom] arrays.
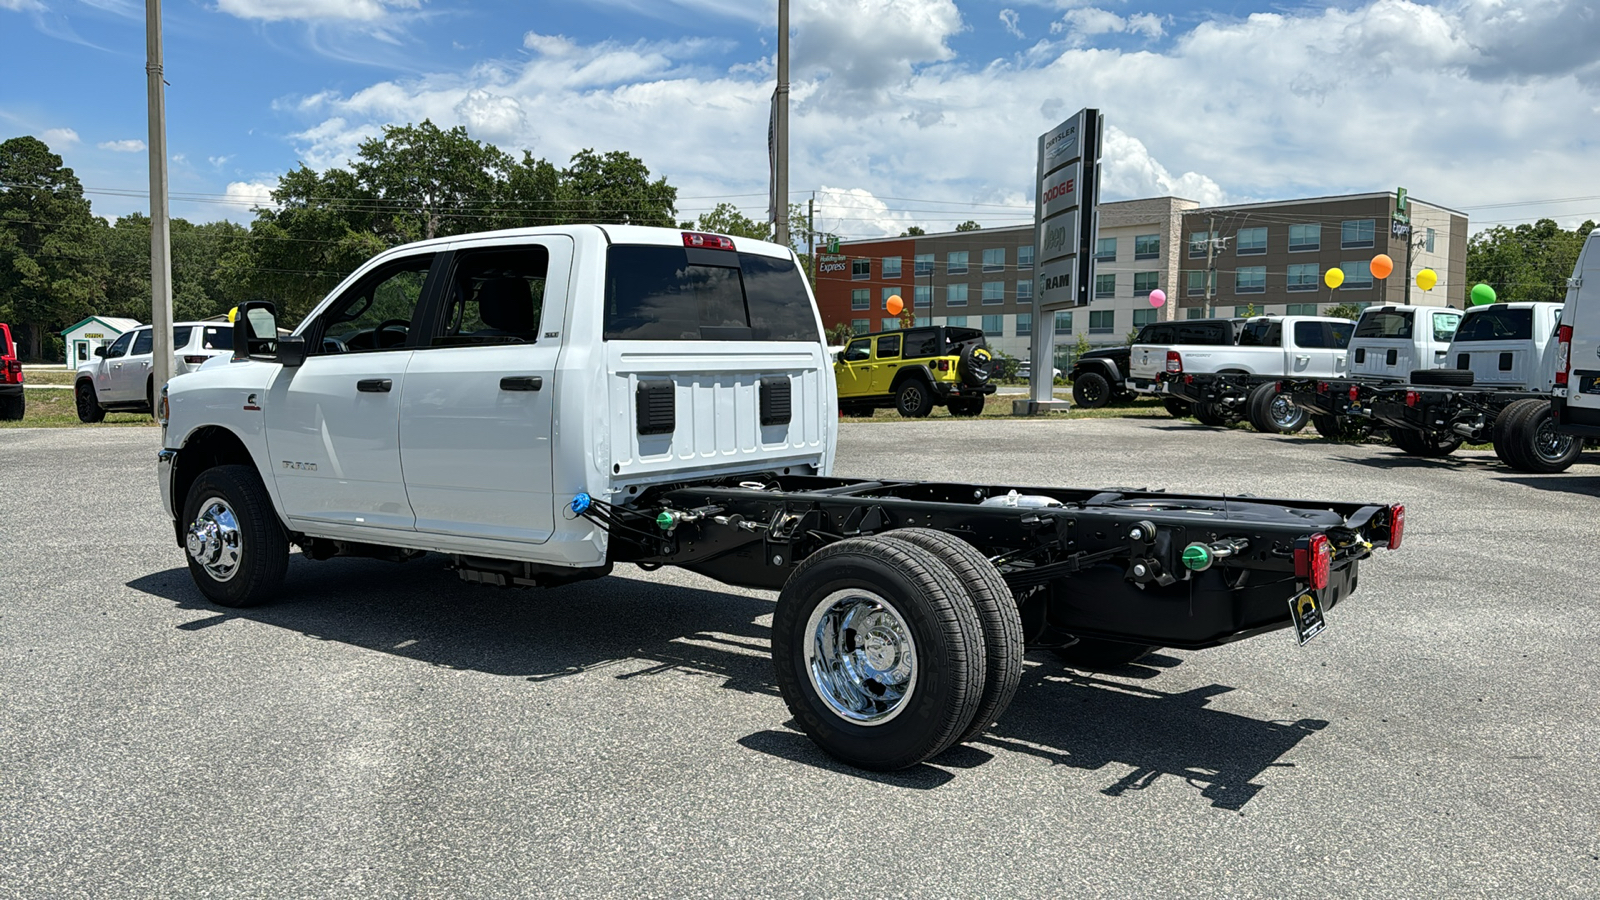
[[156, 224, 1403, 771], [1347, 305, 1461, 379]]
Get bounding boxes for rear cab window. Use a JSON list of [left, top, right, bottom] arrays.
[[1454, 308, 1532, 342], [1355, 310, 1413, 339], [603, 245, 818, 342], [1239, 321, 1282, 347]]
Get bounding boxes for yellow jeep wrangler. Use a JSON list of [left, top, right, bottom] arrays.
[[835, 325, 995, 417]]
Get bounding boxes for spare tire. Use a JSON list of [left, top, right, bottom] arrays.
[[1411, 368, 1474, 387], [957, 343, 993, 386]]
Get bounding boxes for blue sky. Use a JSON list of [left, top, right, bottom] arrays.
[[3, 0, 1598, 238]]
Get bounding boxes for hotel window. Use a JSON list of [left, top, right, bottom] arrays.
[[1018, 245, 1034, 269], [1134, 234, 1160, 260], [1095, 237, 1117, 262], [851, 289, 869, 310], [1285, 303, 1318, 316], [982, 282, 1005, 305], [852, 259, 870, 280], [1287, 263, 1318, 292], [914, 253, 934, 276], [1016, 313, 1032, 336], [1235, 266, 1266, 294], [946, 284, 968, 306], [1185, 269, 1212, 296], [1236, 227, 1267, 255], [1133, 271, 1159, 296], [1016, 279, 1033, 302], [880, 318, 900, 331], [1341, 219, 1375, 249], [914, 284, 932, 307], [1339, 261, 1374, 289], [982, 314, 1004, 336], [1095, 273, 1116, 298], [1054, 311, 1073, 334], [1289, 223, 1320, 252], [913, 316, 931, 327], [946, 315, 968, 328], [1089, 310, 1115, 334], [1189, 231, 1215, 257], [946, 251, 968, 274], [850, 318, 869, 334], [1425, 227, 1436, 253], [882, 256, 902, 278], [982, 248, 1005, 272], [1132, 309, 1157, 328], [1187, 307, 1205, 319]]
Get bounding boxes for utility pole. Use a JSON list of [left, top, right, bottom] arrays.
[[145, 0, 173, 409], [773, 0, 789, 249], [1203, 214, 1216, 317], [807, 194, 816, 285]]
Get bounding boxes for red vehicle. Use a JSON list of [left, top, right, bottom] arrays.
[[0, 323, 24, 421]]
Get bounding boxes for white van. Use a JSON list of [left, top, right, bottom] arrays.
[[1555, 232, 1600, 436]]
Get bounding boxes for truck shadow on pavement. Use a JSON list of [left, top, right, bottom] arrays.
[[130, 557, 1326, 808]]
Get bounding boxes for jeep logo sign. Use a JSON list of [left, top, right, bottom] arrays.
[[1038, 215, 1079, 264]]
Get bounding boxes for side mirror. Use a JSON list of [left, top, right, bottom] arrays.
[[276, 336, 308, 369], [93, 347, 106, 358], [233, 301, 297, 365]]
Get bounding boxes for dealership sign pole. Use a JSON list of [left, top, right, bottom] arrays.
[[1020, 108, 1101, 414]]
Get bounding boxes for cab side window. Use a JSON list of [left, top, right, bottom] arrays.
[[131, 330, 153, 355], [902, 328, 940, 358], [1432, 312, 1460, 343], [105, 332, 134, 359], [314, 254, 436, 354], [431, 245, 550, 347], [842, 338, 871, 362], [875, 334, 902, 359]]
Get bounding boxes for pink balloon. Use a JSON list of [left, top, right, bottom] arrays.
[[1148, 289, 1166, 308]]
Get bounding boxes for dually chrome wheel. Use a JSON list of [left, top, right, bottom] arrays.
[[1270, 392, 1302, 430], [187, 496, 243, 583], [804, 589, 919, 725]]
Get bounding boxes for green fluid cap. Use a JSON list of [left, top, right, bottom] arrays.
[[1181, 544, 1212, 571]]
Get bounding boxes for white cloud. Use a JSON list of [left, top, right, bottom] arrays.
[[208, 155, 233, 167], [1052, 7, 1163, 41], [224, 180, 277, 212], [214, 0, 416, 22], [269, 0, 1600, 240], [41, 128, 80, 147], [98, 139, 146, 152], [999, 9, 1023, 39], [0, 0, 46, 11]]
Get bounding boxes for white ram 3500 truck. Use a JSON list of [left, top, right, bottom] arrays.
[[157, 225, 1402, 771]]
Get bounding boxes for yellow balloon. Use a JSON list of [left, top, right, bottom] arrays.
[[1416, 268, 1437, 292], [227, 306, 239, 323], [1324, 267, 1345, 289]]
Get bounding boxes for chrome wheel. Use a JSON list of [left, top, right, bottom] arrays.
[[1270, 392, 1303, 429], [804, 589, 919, 725], [187, 496, 243, 583], [1533, 417, 1576, 463]]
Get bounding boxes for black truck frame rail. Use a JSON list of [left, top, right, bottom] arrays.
[[593, 474, 1402, 651]]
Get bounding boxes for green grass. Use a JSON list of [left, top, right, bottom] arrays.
[[840, 393, 1172, 422], [2, 387, 156, 428], [22, 369, 77, 386]]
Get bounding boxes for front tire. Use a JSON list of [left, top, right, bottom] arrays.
[[75, 380, 105, 423], [895, 379, 934, 418], [1162, 397, 1192, 418], [182, 464, 289, 608], [1071, 371, 1112, 409], [772, 536, 986, 771], [1192, 401, 1232, 427], [0, 393, 22, 421]]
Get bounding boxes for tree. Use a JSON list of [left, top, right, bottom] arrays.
[[825, 322, 854, 345], [900, 226, 925, 237], [1322, 302, 1366, 321], [558, 148, 677, 226], [0, 136, 107, 359], [696, 202, 769, 240], [955, 220, 981, 232], [352, 120, 514, 242], [1466, 218, 1594, 305]]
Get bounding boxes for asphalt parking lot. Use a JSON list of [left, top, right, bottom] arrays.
[[3, 418, 1599, 898]]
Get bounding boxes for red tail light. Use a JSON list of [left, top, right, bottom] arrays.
[[1316, 381, 1329, 394], [1386, 504, 1405, 550], [1294, 533, 1333, 591], [1405, 390, 1420, 407], [1183, 374, 1195, 384], [1349, 385, 1360, 403], [1166, 350, 1182, 374], [937, 359, 950, 371], [1276, 381, 1287, 392], [682, 232, 736, 251], [1555, 324, 1573, 386]]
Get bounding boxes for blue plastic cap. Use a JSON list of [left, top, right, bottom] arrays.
[[569, 492, 592, 514]]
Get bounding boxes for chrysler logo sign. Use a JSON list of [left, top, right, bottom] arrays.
[[1044, 121, 1079, 163]]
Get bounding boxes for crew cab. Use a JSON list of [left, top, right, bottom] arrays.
[[157, 225, 1403, 772], [0, 323, 22, 421], [1444, 302, 1562, 391], [1072, 318, 1239, 411], [1155, 316, 1353, 431], [75, 321, 233, 421], [1125, 318, 1241, 396], [1347, 305, 1461, 379]]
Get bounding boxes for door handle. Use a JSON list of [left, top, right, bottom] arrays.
[[1295, 355, 1310, 363], [356, 378, 392, 393], [499, 375, 543, 392]]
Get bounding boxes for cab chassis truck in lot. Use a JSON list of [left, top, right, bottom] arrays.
[[156, 225, 1403, 772]]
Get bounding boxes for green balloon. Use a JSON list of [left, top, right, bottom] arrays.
[[1470, 283, 1497, 305]]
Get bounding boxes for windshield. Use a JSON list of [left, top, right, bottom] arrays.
[[1454, 308, 1533, 342], [1354, 311, 1413, 339], [604, 245, 819, 342]]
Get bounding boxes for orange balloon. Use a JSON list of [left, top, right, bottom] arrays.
[[1369, 254, 1394, 279], [886, 294, 904, 316]]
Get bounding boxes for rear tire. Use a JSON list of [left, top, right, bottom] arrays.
[[1246, 382, 1308, 434], [1312, 414, 1372, 442], [772, 536, 986, 771], [75, 380, 105, 423], [1501, 399, 1580, 473], [1071, 371, 1112, 409], [181, 464, 289, 608], [1054, 638, 1157, 670], [879, 528, 1024, 743], [1192, 401, 1231, 427], [1391, 427, 1462, 457], [0, 393, 22, 421], [1490, 402, 1523, 466], [895, 379, 934, 418], [1162, 397, 1192, 418]]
